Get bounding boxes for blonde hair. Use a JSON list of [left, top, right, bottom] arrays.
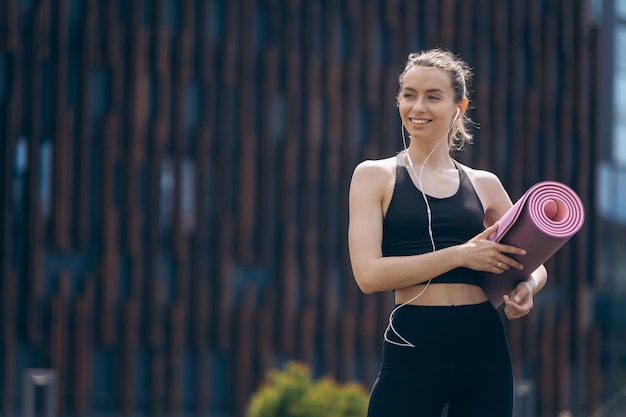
[[399, 48, 474, 150]]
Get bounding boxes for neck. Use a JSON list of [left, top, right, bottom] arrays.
[[404, 143, 453, 169]]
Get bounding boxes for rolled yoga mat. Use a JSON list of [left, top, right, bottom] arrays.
[[479, 181, 585, 307]]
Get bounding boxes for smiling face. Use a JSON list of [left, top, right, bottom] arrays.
[[398, 66, 461, 144]]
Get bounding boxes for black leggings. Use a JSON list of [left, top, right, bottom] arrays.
[[367, 301, 513, 417]]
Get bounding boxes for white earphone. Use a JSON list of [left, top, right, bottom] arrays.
[[385, 107, 461, 348]]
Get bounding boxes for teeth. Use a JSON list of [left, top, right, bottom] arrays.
[[410, 118, 429, 124]]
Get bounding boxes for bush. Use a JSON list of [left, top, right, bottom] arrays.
[[246, 361, 369, 417]]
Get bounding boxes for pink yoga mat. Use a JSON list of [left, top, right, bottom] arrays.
[[479, 181, 585, 307]]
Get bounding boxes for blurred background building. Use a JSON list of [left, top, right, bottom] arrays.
[[595, 0, 626, 415], [0, 0, 624, 416]]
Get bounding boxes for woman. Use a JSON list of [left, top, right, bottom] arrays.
[[348, 49, 547, 417]]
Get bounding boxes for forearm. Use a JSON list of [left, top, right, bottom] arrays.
[[523, 264, 548, 295], [352, 246, 463, 294]]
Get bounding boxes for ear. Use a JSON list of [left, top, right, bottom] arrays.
[[457, 97, 469, 118]]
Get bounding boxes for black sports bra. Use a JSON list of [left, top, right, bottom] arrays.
[[382, 155, 485, 286]]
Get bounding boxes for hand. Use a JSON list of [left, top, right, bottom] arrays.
[[503, 280, 535, 320], [459, 222, 527, 273]]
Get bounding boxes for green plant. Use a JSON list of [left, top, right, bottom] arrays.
[[246, 361, 369, 417]]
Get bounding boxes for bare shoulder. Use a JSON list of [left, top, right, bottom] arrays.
[[456, 162, 504, 189], [351, 156, 397, 187], [349, 155, 398, 210]]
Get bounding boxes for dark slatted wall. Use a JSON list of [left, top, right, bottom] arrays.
[[0, 0, 604, 416]]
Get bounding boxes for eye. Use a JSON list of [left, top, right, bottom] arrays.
[[428, 95, 440, 101], [402, 93, 415, 99]]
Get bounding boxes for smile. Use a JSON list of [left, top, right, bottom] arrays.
[[409, 118, 431, 125]]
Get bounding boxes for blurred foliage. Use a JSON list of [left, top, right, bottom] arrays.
[[246, 361, 369, 417]]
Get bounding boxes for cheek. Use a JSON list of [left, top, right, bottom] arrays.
[[398, 102, 413, 116]]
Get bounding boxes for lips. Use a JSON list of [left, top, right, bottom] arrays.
[[409, 118, 431, 125]]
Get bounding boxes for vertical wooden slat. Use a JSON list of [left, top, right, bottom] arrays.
[[72, 278, 94, 416], [341, 0, 362, 313], [49, 272, 71, 414], [150, 351, 166, 416], [234, 284, 256, 415], [0, 4, 19, 411], [75, 0, 98, 248], [491, 0, 509, 181], [0, 0, 19, 50], [359, 295, 379, 386], [299, 0, 322, 365], [258, 31, 280, 265], [586, 325, 602, 414], [472, 0, 492, 170], [256, 287, 276, 385], [25, 0, 51, 346], [215, 0, 239, 352], [556, 307, 571, 413], [322, 283, 339, 376], [149, 280, 166, 416], [191, 278, 210, 413], [146, 23, 171, 352], [572, 1, 594, 379], [237, 0, 258, 264], [99, 113, 119, 345], [277, 0, 302, 354], [167, 302, 185, 415], [168, 0, 188, 368], [52, 0, 72, 251], [423, 0, 440, 48], [1, 270, 16, 415], [339, 312, 357, 383], [539, 305, 556, 417], [541, 3, 559, 182], [456, 0, 475, 68], [146, 20, 171, 417], [439, 0, 456, 49], [124, 23, 148, 260], [524, 0, 543, 189], [191, 126, 212, 414], [508, 0, 526, 192], [298, 306, 316, 363], [320, 0, 343, 379], [120, 301, 139, 415], [190, 1, 213, 401], [171, 10, 192, 313]]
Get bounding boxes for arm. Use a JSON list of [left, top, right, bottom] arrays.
[[348, 161, 463, 293], [473, 170, 548, 319], [502, 264, 547, 319], [348, 161, 526, 294]]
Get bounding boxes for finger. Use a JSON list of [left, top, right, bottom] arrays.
[[477, 222, 499, 239], [503, 294, 527, 313], [507, 306, 531, 317], [494, 260, 510, 271], [495, 243, 528, 257], [503, 297, 530, 319], [506, 300, 529, 317], [493, 256, 523, 271], [490, 261, 508, 274], [513, 288, 529, 304], [511, 281, 535, 304]]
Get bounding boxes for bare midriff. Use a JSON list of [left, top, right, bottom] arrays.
[[395, 283, 489, 306]]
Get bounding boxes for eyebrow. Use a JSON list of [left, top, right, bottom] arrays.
[[402, 87, 444, 94]]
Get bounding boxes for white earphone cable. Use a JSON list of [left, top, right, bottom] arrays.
[[384, 110, 459, 348]]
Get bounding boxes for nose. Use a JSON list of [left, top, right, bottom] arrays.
[[410, 97, 426, 112]]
